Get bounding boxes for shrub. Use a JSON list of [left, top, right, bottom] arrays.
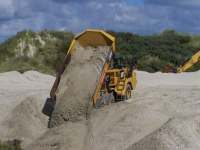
[[150, 59, 162, 72], [137, 55, 163, 72], [20, 55, 30, 62], [30, 57, 39, 67]]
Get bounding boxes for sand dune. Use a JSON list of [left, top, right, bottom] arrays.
[[0, 70, 200, 149]]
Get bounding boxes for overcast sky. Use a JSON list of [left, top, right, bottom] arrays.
[[1, 0, 200, 43]]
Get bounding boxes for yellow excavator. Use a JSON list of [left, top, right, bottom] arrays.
[[162, 51, 200, 73], [50, 29, 137, 108]]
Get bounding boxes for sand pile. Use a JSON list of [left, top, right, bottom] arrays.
[[127, 116, 200, 150], [1, 64, 200, 149], [0, 71, 55, 104], [0, 71, 55, 148], [49, 46, 110, 127], [0, 95, 49, 146]]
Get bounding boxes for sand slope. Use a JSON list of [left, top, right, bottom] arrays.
[[0, 71, 55, 147], [1, 69, 200, 149]]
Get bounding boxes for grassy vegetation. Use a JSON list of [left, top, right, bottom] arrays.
[[0, 29, 200, 74], [0, 139, 22, 150], [0, 30, 74, 75], [107, 29, 200, 72]]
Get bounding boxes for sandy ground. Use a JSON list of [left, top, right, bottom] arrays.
[[0, 71, 55, 147], [0, 69, 200, 149]]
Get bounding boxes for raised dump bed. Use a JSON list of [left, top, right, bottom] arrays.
[[49, 29, 116, 127], [50, 29, 115, 105]]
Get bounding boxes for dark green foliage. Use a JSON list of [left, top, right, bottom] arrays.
[[18, 55, 30, 62], [107, 29, 200, 72], [137, 56, 166, 72], [0, 29, 200, 74], [30, 57, 39, 67], [150, 59, 162, 71]]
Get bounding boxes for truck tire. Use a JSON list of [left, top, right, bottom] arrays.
[[125, 84, 131, 100], [94, 97, 106, 109], [105, 94, 115, 105], [94, 94, 115, 109], [103, 93, 115, 105], [109, 94, 115, 104]]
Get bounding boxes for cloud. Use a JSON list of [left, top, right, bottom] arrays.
[[49, 0, 122, 3], [0, 0, 15, 19], [0, 0, 200, 43], [143, 0, 200, 9]]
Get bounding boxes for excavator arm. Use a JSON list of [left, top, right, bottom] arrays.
[[177, 51, 200, 73], [162, 51, 200, 73]]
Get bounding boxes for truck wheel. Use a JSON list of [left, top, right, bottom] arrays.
[[104, 93, 115, 105], [125, 84, 131, 100], [109, 94, 115, 104], [103, 94, 110, 105], [94, 97, 106, 109]]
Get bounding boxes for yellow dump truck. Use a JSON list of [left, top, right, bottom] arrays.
[[50, 29, 137, 108]]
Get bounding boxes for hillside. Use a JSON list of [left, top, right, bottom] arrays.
[[0, 30, 74, 75], [0, 29, 200, 74]]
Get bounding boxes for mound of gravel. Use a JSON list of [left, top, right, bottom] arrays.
[[49, 46, 111, 127]]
